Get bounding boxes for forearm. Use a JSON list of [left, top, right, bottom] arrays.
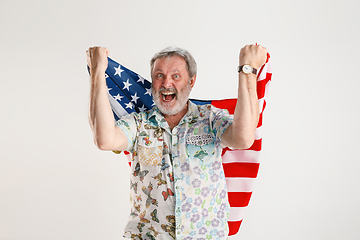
[[89, 73, 121, 150], [222, 44, 266, 149], [229, 73, 259, 148]]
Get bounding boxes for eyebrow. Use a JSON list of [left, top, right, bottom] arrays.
[[154, 68, 180, 73]]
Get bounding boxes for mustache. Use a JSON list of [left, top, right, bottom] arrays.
[[157, 87, 178, 95]]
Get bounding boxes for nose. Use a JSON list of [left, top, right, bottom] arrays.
[[163, 75, 173, 89]]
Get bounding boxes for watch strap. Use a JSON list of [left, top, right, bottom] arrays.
[[237, 65, 257, 75]]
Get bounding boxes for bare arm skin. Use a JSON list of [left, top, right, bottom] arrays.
[[87, 47, 128, 151], [221, 44, 267, 149]]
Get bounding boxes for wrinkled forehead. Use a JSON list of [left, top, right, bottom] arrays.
[[152, 55, 188, 74]]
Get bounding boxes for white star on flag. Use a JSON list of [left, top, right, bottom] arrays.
[[114, 94, 124, 101], [137, 75, 145, 84], [138, 105, 147, 112], [145, 88, 152, 96], [125, 102, 133, 109], [114, 65, 124, 77], [123, 79, 132, 91], [131, 93, 140, 104]]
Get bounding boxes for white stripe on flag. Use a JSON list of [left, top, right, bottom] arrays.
[[228, 207, 247, 222], [255, 126, 262, 140], [258, 70, 267, 81], [258, 61, 271, 81], [226, 178, 256, 192], [108, 92, 128, 119], [258, 98, 265, 114], [124, 152, 132, 162], [222, 150, 260, 164], [264, 80, 271, 100], [265, 60, 272, 74]]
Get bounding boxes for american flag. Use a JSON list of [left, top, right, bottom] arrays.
[[95, 54, 272, 236]]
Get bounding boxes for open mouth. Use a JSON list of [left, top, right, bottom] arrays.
[[161, 91, 176, 102]]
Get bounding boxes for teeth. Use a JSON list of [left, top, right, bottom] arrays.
[[162, 92, 175, 101], [162, 92, 175, 95]]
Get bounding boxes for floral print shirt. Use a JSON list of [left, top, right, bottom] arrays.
[[116, 101, 233, 240]]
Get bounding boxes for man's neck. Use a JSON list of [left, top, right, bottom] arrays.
[[163, 102, 189, 131]]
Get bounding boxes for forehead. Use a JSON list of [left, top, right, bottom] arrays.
[[153, 55, 187, 73]]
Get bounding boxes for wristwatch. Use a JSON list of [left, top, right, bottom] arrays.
[[237, 64, 257, 75]]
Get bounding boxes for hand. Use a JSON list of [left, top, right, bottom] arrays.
[[239, 44, 267, 70], [86, 46, 109, 76]]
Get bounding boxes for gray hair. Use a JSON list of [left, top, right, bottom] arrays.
[[150, 46, 197, 79]]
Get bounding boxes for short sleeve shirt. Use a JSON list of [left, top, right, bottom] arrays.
[[116, 101, 233, 240]]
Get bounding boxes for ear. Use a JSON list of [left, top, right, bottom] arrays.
[[190, 74, 196, 88]]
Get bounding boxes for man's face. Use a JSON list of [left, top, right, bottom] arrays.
[[151, 55, 195, 116]]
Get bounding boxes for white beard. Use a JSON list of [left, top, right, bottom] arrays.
[[152, 83, 191, 116]]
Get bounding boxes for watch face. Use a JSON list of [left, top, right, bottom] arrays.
[[243, 65, 252, 74]]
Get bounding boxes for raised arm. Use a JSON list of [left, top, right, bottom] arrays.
[[86, 47, 128, 151], [221, 44, 267, 149]]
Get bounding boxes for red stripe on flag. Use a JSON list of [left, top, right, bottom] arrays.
[[257, 73, 272, 99], [248, 139, 262, 151], [221, 147, 232, 156], [228, 220, 243, 236], [261, 100, 267, 114], [211, 99, 237, 114], [223, 162, 260, 178], [228, 192, 252, 207]]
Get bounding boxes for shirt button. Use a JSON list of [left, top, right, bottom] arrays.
[[174, 164, 178, 167], [177, 231, 181, 235], [176, 186, 179, 189]]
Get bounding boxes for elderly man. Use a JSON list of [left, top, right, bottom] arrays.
[[86, 45, 267, 239]]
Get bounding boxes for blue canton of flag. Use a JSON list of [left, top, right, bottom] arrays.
[[105, 57, 154, 120]]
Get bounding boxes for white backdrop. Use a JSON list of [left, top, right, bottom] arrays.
[[1, 0, 359, 239]]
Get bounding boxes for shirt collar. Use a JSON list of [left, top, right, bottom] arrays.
[[147, 101, 200, 128]]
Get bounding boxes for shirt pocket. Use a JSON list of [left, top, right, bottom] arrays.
[[185, 133, 216, 166], [137, 137, 163, 167]]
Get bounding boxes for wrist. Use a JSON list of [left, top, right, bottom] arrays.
[[239, 59, 262, 70], [92, 67, 106, 77], [238, 71, 257, 89], [237, 64, 257, 75], [91, 71, 107, 85]]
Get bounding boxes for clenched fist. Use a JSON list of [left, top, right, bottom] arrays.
[[239, 44, 267, 70], [86, 46, 109, 76]]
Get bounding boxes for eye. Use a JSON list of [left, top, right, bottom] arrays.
[[173, 74, 180, 80], [156, 73, 164, 78]]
